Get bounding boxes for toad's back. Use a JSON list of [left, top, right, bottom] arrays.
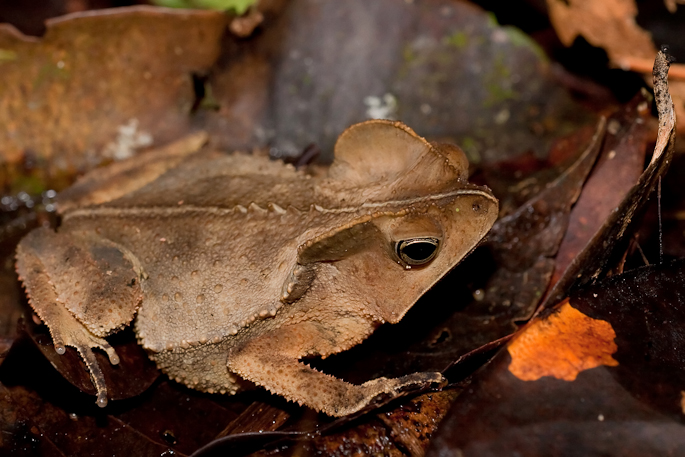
[[59, 153, 360, 351]]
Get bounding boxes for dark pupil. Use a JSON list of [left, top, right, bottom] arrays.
[[402, 242, 437, 262]]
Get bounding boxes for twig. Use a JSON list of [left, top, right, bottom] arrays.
[[615, 55, 685, 79]]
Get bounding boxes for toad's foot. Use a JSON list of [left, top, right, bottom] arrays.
[[327, 371, 445, 416], [16, 238, 122, 408], [51, 310, 120, 408]]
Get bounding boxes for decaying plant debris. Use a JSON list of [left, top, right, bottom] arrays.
[[0, 2, 683, 456]]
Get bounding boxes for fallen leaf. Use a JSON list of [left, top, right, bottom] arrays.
[[427, 49, 680, 457], [545, 0, 685, 135], [548, 91, 650, 290], [0, 7, 225, 189], [427, 259, 685, 457], [0, 382, 180, 456], [472, 118, 605, 323], [542, 47, 676, 308], [507, 299, 618, 382], [151, 0, 257, 15], [545, 0, 656, 63]]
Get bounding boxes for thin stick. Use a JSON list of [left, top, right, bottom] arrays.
[[635, 240, 650, 267], [658, 177, 663, 264]]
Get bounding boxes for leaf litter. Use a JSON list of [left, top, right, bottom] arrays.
[[426, 46, 680, 457], [0, 2, 681, 456]]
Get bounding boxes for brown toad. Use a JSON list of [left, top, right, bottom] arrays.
[[15, 120, 497, 416]]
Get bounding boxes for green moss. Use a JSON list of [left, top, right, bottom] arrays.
[[11, 175, 47, 196], [505, 26, 548, 62], [398, 44, 420, 79], [484, 84, 516, 107], [482, 54, 518, 107], [493, 54, 511, 79], [460, 136, 476, 150], [0, 49, 17, 63], [33, 63, 70, 90], [151, 0, 256, 14], [485, 11, 547, 62], [444, 31, 468, 48], [199, 81, 220, 110], [485, 11, 501, 28], [403, 44, 416, 64], [459, 136, 481, 164]]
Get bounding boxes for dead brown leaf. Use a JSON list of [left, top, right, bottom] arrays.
[[0, 6, 225, 187], [546, 0, 656, 62], [548, 91, 651, 291], [543, 47, 676, 306], [545, 0, 685, 135]]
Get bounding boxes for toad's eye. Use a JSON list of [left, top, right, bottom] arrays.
[[395, 237, 440, 266]]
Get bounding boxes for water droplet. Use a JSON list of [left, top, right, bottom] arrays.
[[162, 293, 169, 302], [472, 288, 485, 301], [174, 292, 182, 301], [214, 284, 223, 293], [191, 270, 198, 277], [196, 294, 205, 303], [171, 275, 178, 282]]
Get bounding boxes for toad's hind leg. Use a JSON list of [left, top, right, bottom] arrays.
[[16, 228, 144, 407], [227, 322, 444, 417]]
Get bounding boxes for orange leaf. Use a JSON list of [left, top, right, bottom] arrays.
[[508, 299, 618, 381]]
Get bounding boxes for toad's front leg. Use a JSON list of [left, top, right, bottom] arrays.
[[227, 321, 444, 416], [16, 227, 144, 407]]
